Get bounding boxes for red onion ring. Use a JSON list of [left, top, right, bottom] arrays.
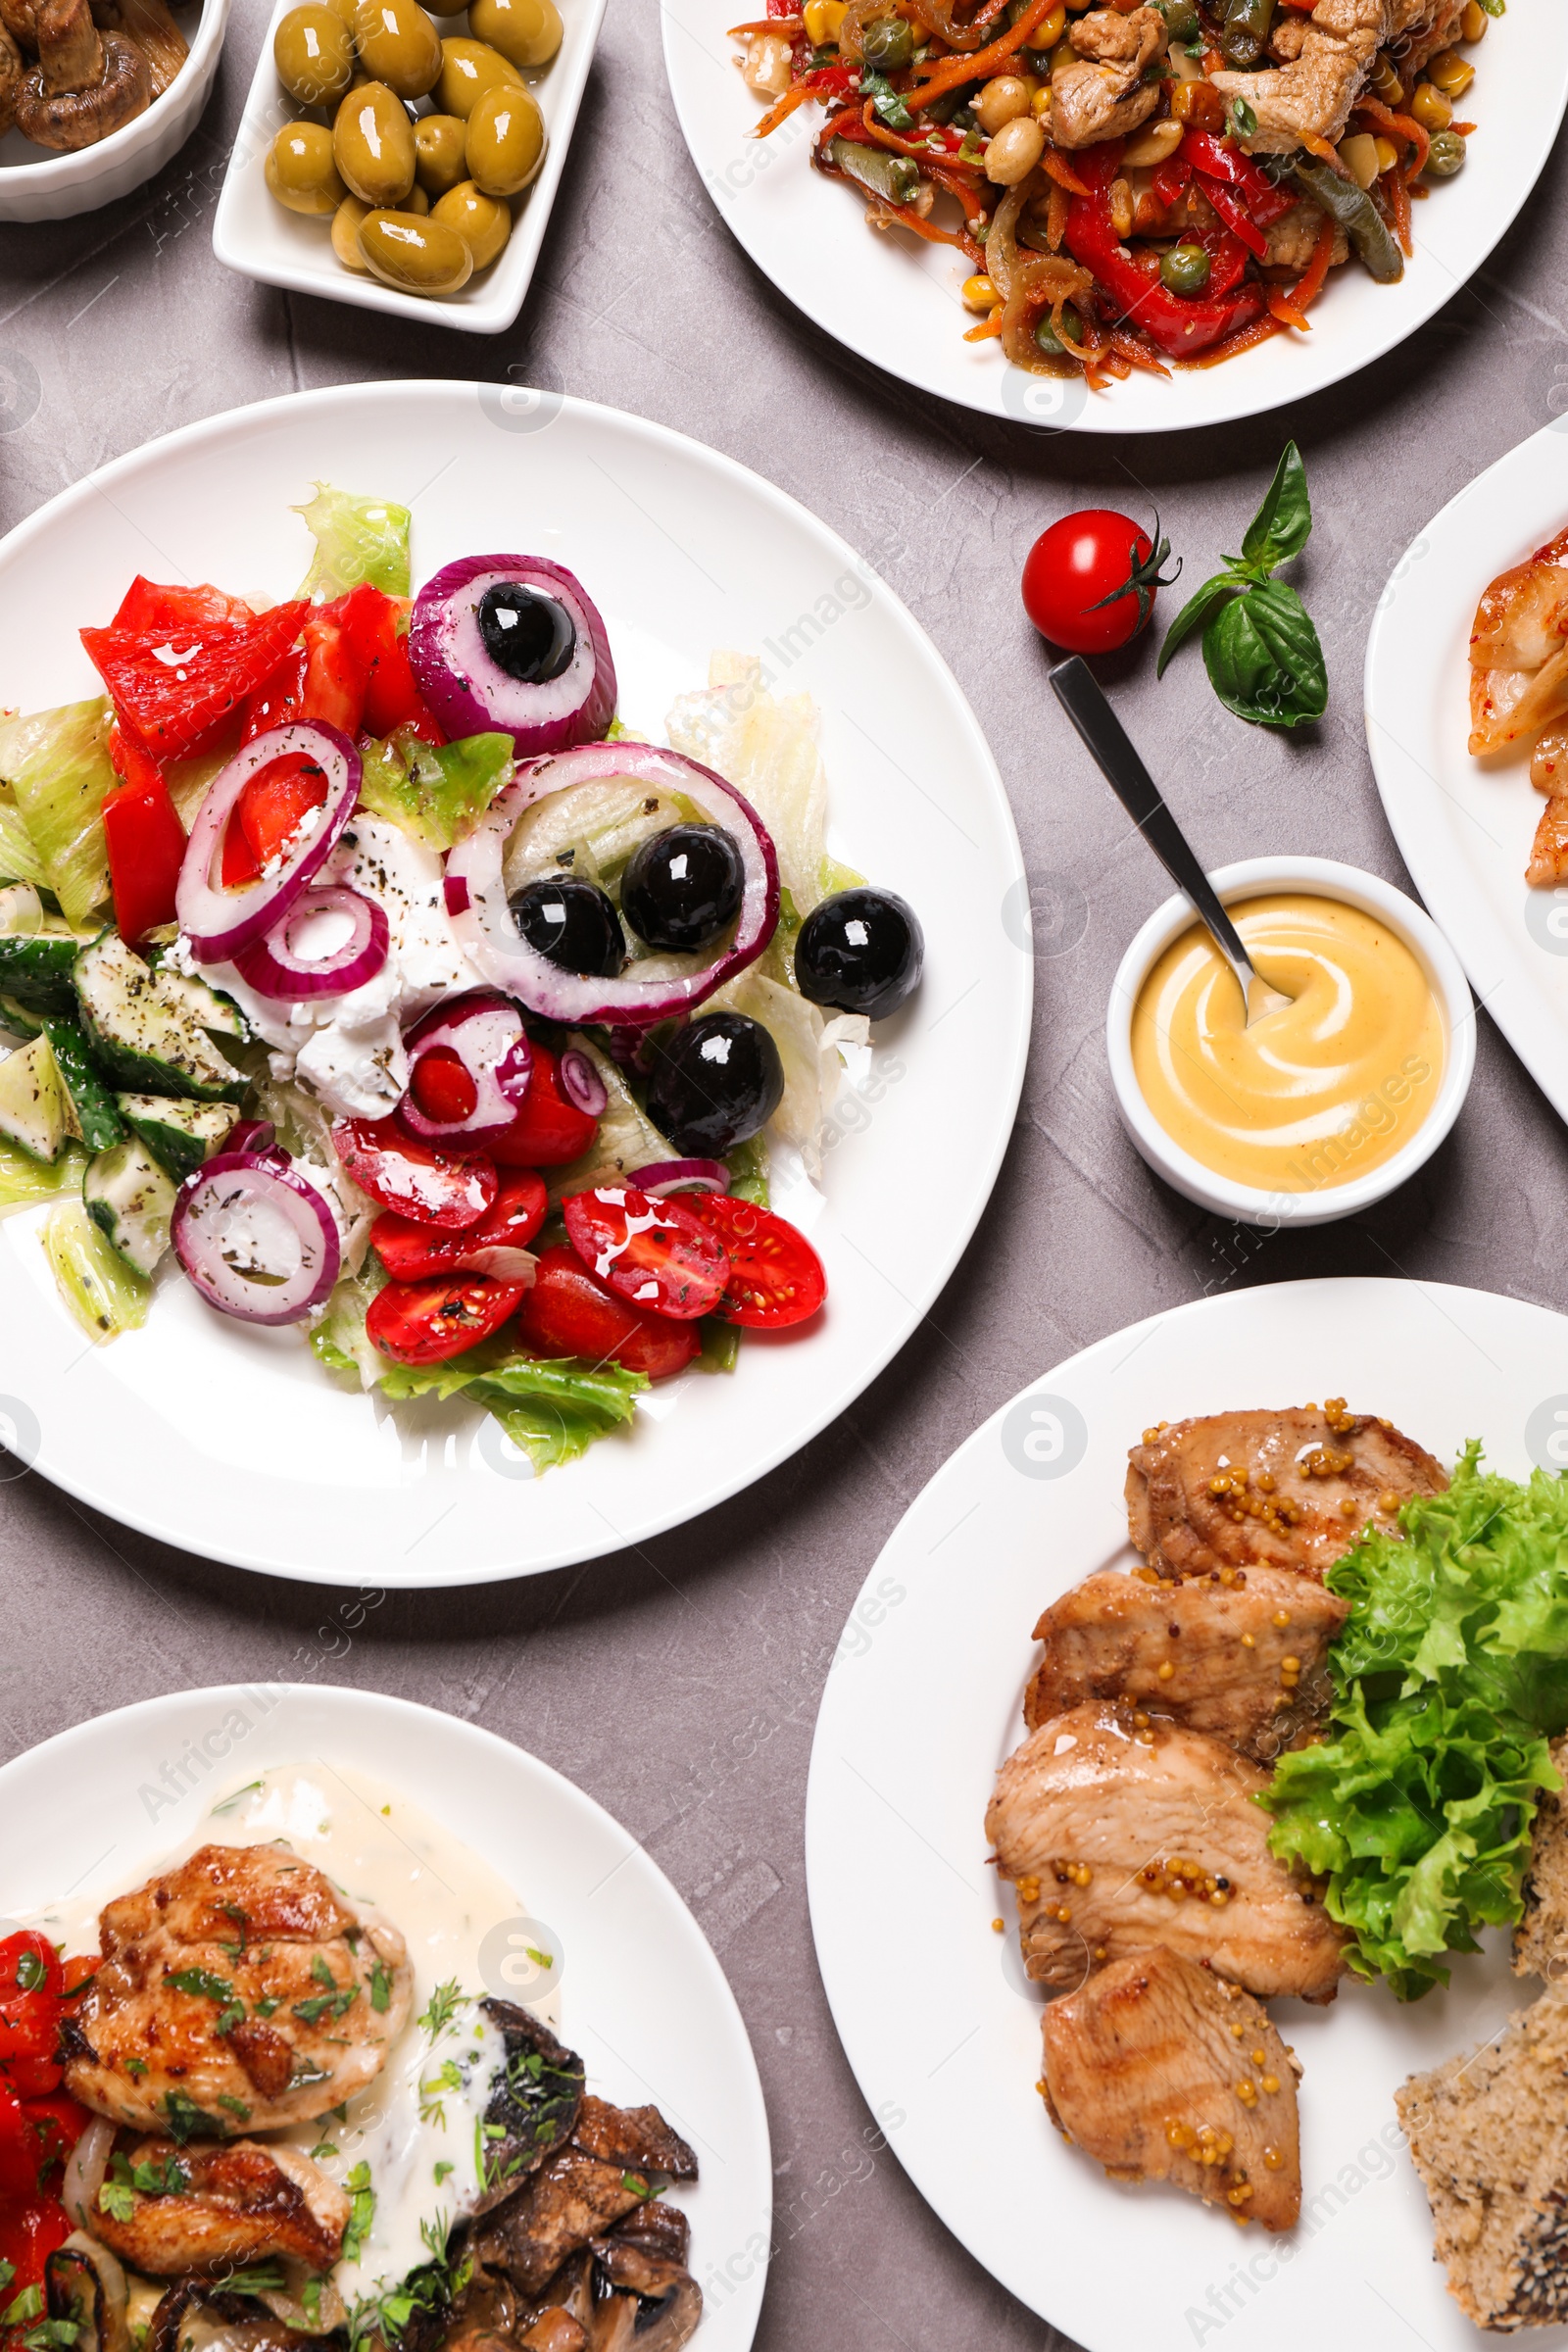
[[410, 556, 616, 756], [461, 1243, 538, 1283], [397, 990, 532, 1146], [226, 1119, 278, 1157], [172, 1151, 342, 1327], [177, 722, 363, 963], [232, 885, 390, 1003], [445, 745, 779, 1029], [559, 1048, 608, 1117], [628, 1158, 730, 1198], [63, 2116, 115, 2232]]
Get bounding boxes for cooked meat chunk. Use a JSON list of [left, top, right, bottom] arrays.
[[477, 2097, 700, 2299], [568, 2096, 697, 2178], [88, 2136, 348, 2275], [1023, 1562, 1348, 1763], [986, 1706, 1346, 2001], [1469, 521, 1568, 760], [1209, 0, 1455, 152], [1050, 4, 1165, 147], [1397, 1981, 1568, 2328], [1534, 725, 1568, 796], [1516, 1736, 1568, 1983], [65, 1843, 412, 2133], [1529, 797, 1568, 889], [1262, 199, 1347, 272], [1043, 1946, 1301, 2230], [1126, 1402, 1446, 1584]]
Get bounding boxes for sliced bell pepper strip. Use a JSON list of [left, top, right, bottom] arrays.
[[1182, 129, 1297, 225], [1064, 147, 1265, 361], [81, 599, 311, 759], [103, 729, 188, 944]]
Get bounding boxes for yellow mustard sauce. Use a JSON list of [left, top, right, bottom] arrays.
[[1129, 893, 1446, 1195]]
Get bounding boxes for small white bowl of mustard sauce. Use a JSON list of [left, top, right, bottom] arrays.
[[1106, 856, 1476, 1228]]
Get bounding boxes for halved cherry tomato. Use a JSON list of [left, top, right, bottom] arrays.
[[81, 599, 310, 758], [488, 1044, 599, 1169], [563, 1186, 728, 1322], [514, 1246, 701, 1381], [332, 1118, 498, 1230], [220, 751, 330, 888], [409, 1046, 479, 1127], [367, 1272, 524, 1365], [679, 1193, 827, 1328], [372, 1169, 547, 1282]]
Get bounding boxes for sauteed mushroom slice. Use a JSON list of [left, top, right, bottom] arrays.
[[90, 0, 182, 93], [0, 0, 38, 55], [15, 25, 146, 142], [45, 2235, 130, 2352], [0, 21, 23, 127], [473, 1998, 586, 2212], [583, 2241, 702, 2352], [35, 0, 100, 89]]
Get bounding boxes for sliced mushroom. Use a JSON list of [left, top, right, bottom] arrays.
[[474, 2000, 586, 2214], [145, 2280, 319, 2352], [0, 0, 37, 55], [46, 2234, 130, 2352], [14, 24, 146, 142], [518, 2320, 587, 2352], [0, 21, 23, 128], [602, 2204, 688, 2269], [89, 0, 181, 93], [585, 2244, 701, 2352]]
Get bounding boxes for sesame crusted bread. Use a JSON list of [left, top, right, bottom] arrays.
[[1515, 1736, 1568, 1984], [1396, 1982, 1568, 2329]]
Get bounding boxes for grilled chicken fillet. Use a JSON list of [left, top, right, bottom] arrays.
[[986, 1705, 1346, 2002], [87, 2136, 349, 2274], [1126, 1404, 1446, 1584], [1043, 1945, 1302, 2230], [1024, 1562, 1348, 1763]]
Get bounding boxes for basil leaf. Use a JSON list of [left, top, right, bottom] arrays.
[[1203, 579, 1327, 728], [1156, 574, 1238, 677], [1240, 440, 1312, 575]]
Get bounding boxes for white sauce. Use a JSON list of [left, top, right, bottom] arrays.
[[22, 1763, 552, 2319]]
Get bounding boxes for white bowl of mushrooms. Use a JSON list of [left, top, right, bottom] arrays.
[[0, 0, 227, 220]]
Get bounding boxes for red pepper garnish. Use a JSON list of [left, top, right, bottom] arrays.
[[1197, 176, 1269, 259], [1150, 153, 1192, 212], [1063, 145, 1265, 362], [102, 727, 189, 944]]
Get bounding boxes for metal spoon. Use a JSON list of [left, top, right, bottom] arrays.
[[1049, 656, 1293, 1026]]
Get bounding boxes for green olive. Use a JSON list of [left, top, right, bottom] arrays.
[[358, 208, 474, 293], [332, 192, 372, 269], [265, 121, 348, 215], [414, 110, 469, 196], [1425, 126, 1466, 175], [333, 79, 416, 205], [273, 3, 355, 104], [420, 0, 468, 18], [1033, 302, 1082, 356], [466, 0, 561, 70], [1160, 241, 1212, 295], [431, 177, 511, 269], [320, 0, 359, 27], [435, 34, 522, 119], [859, 14, 913, 70], [464, 80, 544, 196], [352, 0, 441, 99]]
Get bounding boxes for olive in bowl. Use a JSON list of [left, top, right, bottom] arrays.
[[795, 888, 923, 1021], [621, 824, 745, 955], [646, 1013, 785, 1157], [509, 878, 625, 979]]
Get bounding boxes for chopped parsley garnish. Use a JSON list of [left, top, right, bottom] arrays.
[[289, 2057, 332, 2089], [302, 2281, 323, 2326], [293, 1983, 359, 2026], [417, 1982, 465, 2040], [162, 2089, 222, 2144], [122, 2057, 148, 2081], [218, 2094, 252, 2121], [4, 2288, 45, 2327], [166, 1967, 239, 2007], [14, 1949, 48, 1993], [221, 2266, 286, 2296], [0, 2263, 16, 2295], [19, 2321, 78, 2351], [254, 1996, 281, 2020], [368, 1960, 391, 2015], [418, 2060, 463, 2127], [620, 2173, 653, 2201], [340, 2164, 375, 2265], [210, 1781, 263, 1816], [310, 2141, 339, 2163], [432, 2162, 453, 2186], [101, 2148, 191, 2218]]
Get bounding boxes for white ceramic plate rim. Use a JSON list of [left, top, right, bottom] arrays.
[[660, 0, 1568, 434], [0, 1680, 772, 2352], [0, 378, 1030, 1587]]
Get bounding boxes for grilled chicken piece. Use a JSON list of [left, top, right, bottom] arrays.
[[64, 1843, 412, 2134], [1126, 1403, 1446, 1584], [477, 2098, 699, 2298], [987, 1705, 1346, 2002], [88, 2135, 348, 2275], [1469, 521, 1568, 860], [1210, 0, 1456, 153], [1050, 5, 1165, 147], [1261, 199, 1347, 272], [1023, 1562, 1348, 1763], [1042, 1946, 1302, 2230]]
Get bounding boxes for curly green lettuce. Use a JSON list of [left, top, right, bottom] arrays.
[[1261, 1446, 1568, 1998]]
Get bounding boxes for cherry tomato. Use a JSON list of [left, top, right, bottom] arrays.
[[332, 1118, 498, 1230], [409, 1046, 479, 1127], [367, 1272, 525, 1365], [1021, 510, 1176, 655], [514, 1247, 701, 1381], [488, 1044, 599, 1169], [220, 751, 331, 889], [680, 1194, 827, 1329], [563, 1186, 728, 1322], [372, 1169, 547, 1282]]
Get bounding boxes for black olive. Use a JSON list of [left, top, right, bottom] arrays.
[[620, 824, 746, 954], [509, 878, 624, 979], [794, 888, 924, 1020], [478, 583, 576, 685], [645, 1013, 784, 1157]]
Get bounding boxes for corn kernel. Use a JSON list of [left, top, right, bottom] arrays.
[[961, 272, 1000, 313], [1460, 0, 1487, 36], [1410, 79, 1452, 131], [1426, 47, 1475, 95], [803, 0, 846, 40], [1369, 53, 1404, 103], [1157, 1660, 1176, 1682], [1036, 0, 1067, 39], [1372, 135, 1400, 174]]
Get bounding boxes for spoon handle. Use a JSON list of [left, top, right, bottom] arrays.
[[1048, 655, 1256, 987]]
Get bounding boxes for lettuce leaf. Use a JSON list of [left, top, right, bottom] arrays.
[[0, 786, 47, 892], [0, 1136, 86, 1219], [1262, 1446, 1568, 1998], [41, 1198, 149, 1343], [358, 729, 513, 855], [378, 1346, 648, 1474], [0, 701, 116, 928], [294, 483, 413, 603]]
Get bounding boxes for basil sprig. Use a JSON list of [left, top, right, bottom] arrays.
[[1156, 443, 1328, 730]]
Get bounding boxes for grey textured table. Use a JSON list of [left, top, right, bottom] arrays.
[[3, 8, 1568, 2344]]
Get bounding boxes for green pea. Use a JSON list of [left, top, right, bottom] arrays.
[[1425, 128, 1466, 175], [860, 15, 913, 70], [1034, 304, 1083, 357], [1160, 242, 1212, 296]]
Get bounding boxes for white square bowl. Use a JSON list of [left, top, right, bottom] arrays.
[[212, 0, 605, 333]]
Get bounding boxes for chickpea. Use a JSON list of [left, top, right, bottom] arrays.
[[961, 271, 999, 312], [1121, 116, 1184, 167], [974, 74, 1030, 133], [984, 113, 1045, 185]]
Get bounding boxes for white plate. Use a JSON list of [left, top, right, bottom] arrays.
[[661, 3, 1568, 434], [1367, 415, 1568, 1128], [212, 0, 607, 334], [807, 1276, 1568, 2352], [0, 1681, 771, 2352], [0, 379, 1029, 1587]]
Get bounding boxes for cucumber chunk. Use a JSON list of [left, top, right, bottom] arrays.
[[0, 932, 78, 1016], [82, 1138, 176, 1276], [41, 1016, 124, 1152], [117, 1094, 237, 1182], [0, 992, 43, 1041], [73, 935, 246, 1103], [42, 1197, 150, 1343], [0, 1034, 66, 1163], [152, 966, 247, 1043]]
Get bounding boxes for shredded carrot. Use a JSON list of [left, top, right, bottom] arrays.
[[815, 103, 862, 151], [1290, 210, 1338, 311], [1301, 132, 1344, 168], [1046, 180, 1071, 249], [906, 0, 1056, 107], [1107, 328, 1170, 378], [926, 161, 989, 220], [1353, 94, 1429, 178], [858, 100, 983, 169], [1042, 148, 1091, 198], [753, 81, 814, 138], [1385, 164, 1412, 255], [727, 16, 801, 31], [1182, 314, 1282, 368], [872, 200, 985, 265], [963, 309, 1005, 341], [1267, 289, 1312, 330]]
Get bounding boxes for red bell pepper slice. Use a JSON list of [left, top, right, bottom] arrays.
[[111, 577, 255, 633], [1183, 129, 1297, 226], [1150, 153, 1192, 212], [220, 749, 332, 889], [240, 642, 309, 744], [1194, 224, 1252, 297], [81, 598, 311, 759], [1064, 145, 1264, 361], [1195, 174, 1269, 259], [332, 585, 445, 743], [103, 728, 189, 944]]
